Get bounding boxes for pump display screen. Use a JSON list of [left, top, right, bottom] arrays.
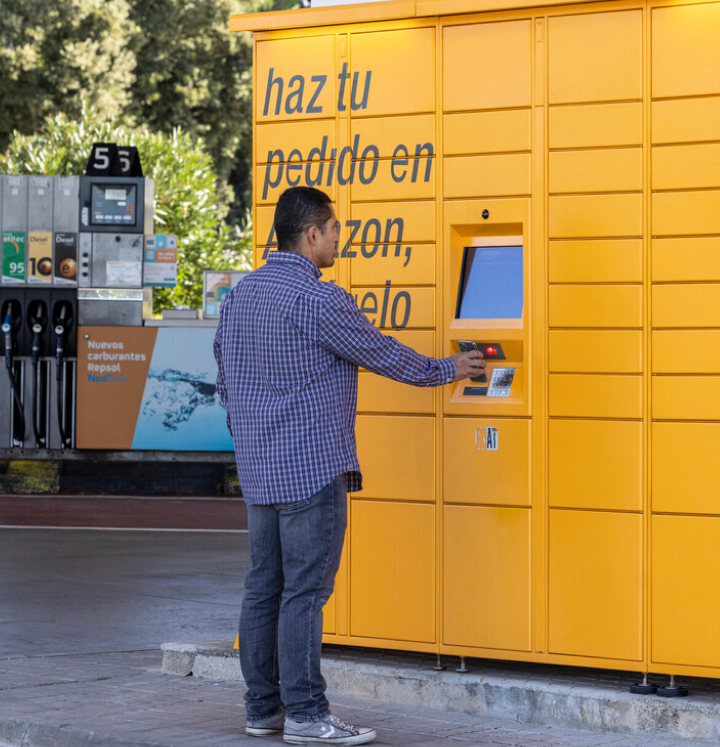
[[90, 184, 137, 226], [456, 245, 523, 319]]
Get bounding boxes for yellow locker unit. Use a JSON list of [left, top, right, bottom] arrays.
[[232, 0, 720, 680]]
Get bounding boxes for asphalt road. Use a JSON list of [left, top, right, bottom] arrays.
[[0, 527, 248, 656]]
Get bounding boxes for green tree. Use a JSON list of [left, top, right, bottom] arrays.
[[0, 107, 252, 313], [0, 0, 137, 151]]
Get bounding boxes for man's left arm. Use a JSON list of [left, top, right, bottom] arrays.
[[213, 305, 232, 435]]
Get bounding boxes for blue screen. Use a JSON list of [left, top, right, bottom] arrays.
[[457, 245, 523, 319]]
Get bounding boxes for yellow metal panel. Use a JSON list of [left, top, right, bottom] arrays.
[[653, 238, 720, 282], [256, 36, 336, 122], [443, 506, 531, 650], [351, 115, 434, 159], [350, 201, 435, 243], [653, 191, 720, 237], [549, 374, 643, 418], [443, 110, 531, 155], [443, 154, 531, 199], [549, 331, 643, 374], [350, 500, 435, 642], [549, 285, 642, 328], [256, 121, 336, 164], [652, 3, 720, 99], [549, 103, 642, 149], [653, 284, 720, 328], [549, 239, 642, 283], [549, 419, 642, 511], [652, 98, 720, 145], [357, 372, 434, 414], [443, 418, 530, 507], [653, 376, 720, 421], [355, 415, 434, 500], [350, 27, 434, 116], [350, 157, 435, 202], [549, 149, 642, 194], [256, 163, 339, 205], [653, 144, 720, 191], [443, 20, 531, 111], [652, 515, 720, 668], [653, 330, 720, 374], [653, 423, 720, 515], [549, 194, 642, 239], [350, 244, 435, 286], [351, 286, 434, 329], [548, 11, 642, 104], [386, 329, 434, 358], [256, 205, 277, 249], [549, 510, 642, 661]]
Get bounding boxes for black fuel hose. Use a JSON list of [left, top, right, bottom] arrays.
[[2, 308, 25, 444]]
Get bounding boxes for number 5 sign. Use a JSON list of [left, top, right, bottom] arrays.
[[86, 143, 143, 177]]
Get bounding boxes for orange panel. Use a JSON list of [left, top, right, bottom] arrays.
[[355, 415, 434, 501], [652, 515, 720, 668], [549, 510, 642, 661], [549, 330, 643, 373], [443, 20, 531, 111], [443, 506, 531, 651], [549, 194, 642, 239], [350, 27, 434, 116], [443, 417, 530, 507], [549, 419, 642, 511], [351, 286, 434, 329], [652, 98, 720, 145], [653, 422, 720, 515], [351, 500, 435, 643], [357, 372, 434, 414], [652, 3, 720, 98], [653, 191, 720, 236], [653, 238, 720, 282], [653, 144, 720, 191], [549, 239, 642, 283], [444, 154, 531, 199], [350, 244, 435, 286], [443, 110, 531, 155], [548, 11, 642, 104], [256, 121, 336, 164], [350, 201, 435, 244], [549, 103, 642, 149], [549, 149, 642, 194], [549, 374, 643, 418], [256, 36, 336, 122], [351, 115, 434, 159], [549, 285, 642, 328]]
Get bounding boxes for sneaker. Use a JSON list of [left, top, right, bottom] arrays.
[[283, 714, 376, 745], [246, 708, 286, 737]]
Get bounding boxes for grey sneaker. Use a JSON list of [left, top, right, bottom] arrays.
[[246, 708, 286, 736], [283, 714, 376, 745]]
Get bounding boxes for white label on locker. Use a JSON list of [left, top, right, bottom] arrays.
[[487, 367, 515, 397], [475, 426, 499, 451]]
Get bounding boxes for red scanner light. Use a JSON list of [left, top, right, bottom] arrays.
[[485, 346, 498, 356]]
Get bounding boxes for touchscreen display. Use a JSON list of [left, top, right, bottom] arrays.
[[91, 184, 137, 226], [456, 245, 523, 319]]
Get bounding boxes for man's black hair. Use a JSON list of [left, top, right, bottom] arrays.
[[274, 187, 333, 252]]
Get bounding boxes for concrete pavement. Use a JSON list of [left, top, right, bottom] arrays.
[[0, 527, 717, 747]]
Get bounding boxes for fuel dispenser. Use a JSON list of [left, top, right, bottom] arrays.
[[0, 175, 79, 449], [77, 175, 154, 326]]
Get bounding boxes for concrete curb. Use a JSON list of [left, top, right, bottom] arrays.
[[161, 640, 720, 744]]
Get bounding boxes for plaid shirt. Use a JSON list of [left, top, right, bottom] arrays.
[[213, 251, 456, 505]]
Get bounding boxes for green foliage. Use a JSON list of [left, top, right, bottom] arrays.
[[0, 107, 252, 313], [0, 0, 138, 151]]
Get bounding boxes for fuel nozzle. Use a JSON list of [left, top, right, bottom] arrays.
[[27, 300, 48, 365], [2, 301, 19, 369], [53, 301, 74, 369]]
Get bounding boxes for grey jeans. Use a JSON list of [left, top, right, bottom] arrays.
[[239, 474, 347, 721]]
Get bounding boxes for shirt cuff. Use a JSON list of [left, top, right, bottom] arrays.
[[438, 357, 456, 384]]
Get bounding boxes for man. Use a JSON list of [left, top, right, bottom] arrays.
[[214, 186, 485, 745]]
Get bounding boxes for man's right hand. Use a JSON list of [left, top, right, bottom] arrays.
[[450, 350, 487, 382]]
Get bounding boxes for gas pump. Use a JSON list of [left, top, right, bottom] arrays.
[[26, 298, 49, 448], [1, 298, 25, 446], [51, 296, 75, 449]]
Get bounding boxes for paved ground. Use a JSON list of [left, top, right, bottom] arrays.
[[0, 528, 707, 746]]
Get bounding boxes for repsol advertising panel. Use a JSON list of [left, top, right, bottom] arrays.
[[76, 326, 232, 451]]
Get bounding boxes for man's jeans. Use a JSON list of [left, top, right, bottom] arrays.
[[240, 474, 347, 722]]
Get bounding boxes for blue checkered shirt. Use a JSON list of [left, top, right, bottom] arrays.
[[213, 251, 456, 505]]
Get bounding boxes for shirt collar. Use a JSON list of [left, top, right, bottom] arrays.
[[267, 250, 322, 279]]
